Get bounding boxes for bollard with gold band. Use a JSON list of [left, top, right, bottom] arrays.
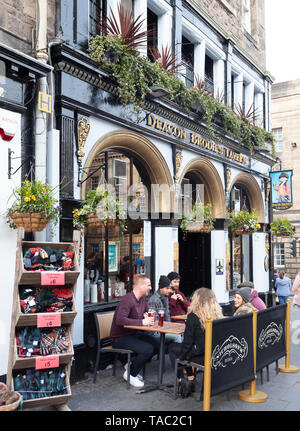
[[238, 308, 267, 403], [203, 317, 212, 411], [278, 299, 299, 373]]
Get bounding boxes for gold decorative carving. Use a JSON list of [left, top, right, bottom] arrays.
[[266, 179, 270, 204], [175, 150, 183, 182], [226, 167, 231, 195], [77, 117, 91, 163]]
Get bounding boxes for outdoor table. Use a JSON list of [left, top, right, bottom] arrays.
[[171, 314, 187, 321], [124, 321, 185, 394]]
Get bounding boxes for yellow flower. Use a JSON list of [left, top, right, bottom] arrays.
[[31, 195, 36, 201], [24, 197, 31, 202], [256, 224, 261, 229]]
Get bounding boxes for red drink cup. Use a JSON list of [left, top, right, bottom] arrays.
[[158, 310, 165, 327], [148, 309, 155, 319]]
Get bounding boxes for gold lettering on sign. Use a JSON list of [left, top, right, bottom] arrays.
[[147, 113, 186, 140]]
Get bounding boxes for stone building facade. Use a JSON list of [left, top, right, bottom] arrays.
[[271, 80, 300, 281]]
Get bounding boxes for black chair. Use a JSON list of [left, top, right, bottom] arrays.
[[173, 358, 205, 400], [93, 311, 133, 389]]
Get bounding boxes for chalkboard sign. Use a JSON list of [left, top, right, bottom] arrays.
[[256, 304, 286, 371], [210, 313, 254, 396]]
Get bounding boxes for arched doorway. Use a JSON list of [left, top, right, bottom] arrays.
[[80, 130, 173, 305], [229, 173, 265, 289], [178, 158, 226, 296]]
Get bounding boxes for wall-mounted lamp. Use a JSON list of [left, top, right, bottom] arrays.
[[291, 142, 297, 148], [149, 86, 170, 99]]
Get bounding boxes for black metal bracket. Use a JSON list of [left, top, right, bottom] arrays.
[[8, 148, 35, 179], [77, 163, 106, 187]]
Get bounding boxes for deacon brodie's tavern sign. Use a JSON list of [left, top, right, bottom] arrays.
[[146, 113, 248, 165]]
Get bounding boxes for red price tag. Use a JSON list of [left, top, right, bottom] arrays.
[[37, 313, 61, 328], [35, 355, 59, 370], [41, 271, 65, 286]]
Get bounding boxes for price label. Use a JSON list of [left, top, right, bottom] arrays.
[[35, 355, 59, 370], [41, 271, 65, 286], [37, 313, 61, 328]]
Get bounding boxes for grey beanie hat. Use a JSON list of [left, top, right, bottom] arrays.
[[237, 281, 254, 289], [159, 275, 171, 289], [237, 287, 252, 303]]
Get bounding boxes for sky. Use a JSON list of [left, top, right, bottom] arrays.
[[265, 0, 300, 83]]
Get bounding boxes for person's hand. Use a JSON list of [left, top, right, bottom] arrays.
[[142, 316, 155, 326], [171, 292, 178, 300], [177, 293, 183, 302], [143, 312, 149, 319]]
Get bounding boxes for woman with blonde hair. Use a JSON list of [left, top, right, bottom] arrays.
[[168, 287, 224, 397]]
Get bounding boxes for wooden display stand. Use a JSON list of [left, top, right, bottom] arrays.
[[6, 228, 80, 410]]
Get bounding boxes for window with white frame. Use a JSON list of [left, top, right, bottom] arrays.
[[274, 243, 285, 268], [243, 0, 251, 34], [272, 128, 283, 152]]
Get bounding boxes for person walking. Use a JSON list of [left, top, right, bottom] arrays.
[[233, 287, 256, 316], [110, 275, 160, 388], [237, 281, 266, 311], [273, 268, 279, 292], [292, 272, 300, 309], [275, 271, 292, 305], [168, 288, 224, 397]]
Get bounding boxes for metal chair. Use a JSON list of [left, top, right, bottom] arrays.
[[93, 311, 133, 389], [173, 358, 204, 400]]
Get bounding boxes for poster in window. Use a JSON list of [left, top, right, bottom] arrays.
[[103, 241, 119, 273], [269, 170, 293, 210]]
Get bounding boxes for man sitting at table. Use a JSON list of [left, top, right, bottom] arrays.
[[110, 274, 160, 388], [167, 272, 190, 323], [147, 275, 183, 347]]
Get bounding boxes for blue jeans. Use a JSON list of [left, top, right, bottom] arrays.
[[278, 296, 289, 304]]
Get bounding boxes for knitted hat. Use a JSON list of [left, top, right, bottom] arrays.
[[237, 281, 254, 289], [159, 275, 171, 289], [167, 271, 180, 281], [237, 287, 251, 303]]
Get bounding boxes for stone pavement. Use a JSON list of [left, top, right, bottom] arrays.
[[35, 302, 300, 413]]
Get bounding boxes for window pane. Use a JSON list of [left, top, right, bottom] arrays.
[[272, 128, 283, 152], [274, 243, 285, 267]]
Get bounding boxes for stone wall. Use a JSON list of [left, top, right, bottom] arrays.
[[271, 80, 300, 282], [0, 0, 56, 57], [188, 0, 266, 70]]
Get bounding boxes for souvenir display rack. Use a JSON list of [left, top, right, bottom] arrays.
[[6, 228, 80, 409]]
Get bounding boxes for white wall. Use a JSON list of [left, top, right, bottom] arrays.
[[155, 226, 178, 290], [252, 232, 269, 292], [211, 230, 229, 304], [0, 108, 21, 376]]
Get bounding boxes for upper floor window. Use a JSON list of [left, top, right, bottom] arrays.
[[89, 0, 106, 38], [147, 8, 158, 61], [274, 243, 285, 268], [204, 55, 214, 95], [273, 127, 283, 152], [243, 0, 251, 34], [182, 36, 194, 88]]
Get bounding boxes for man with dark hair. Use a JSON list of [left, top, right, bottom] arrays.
[[110, 275, 159, 388], [167, 272, 190, 323]]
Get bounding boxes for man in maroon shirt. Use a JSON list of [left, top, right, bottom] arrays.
[[110, 274, 160, 388], [167, 272, 190, 323]]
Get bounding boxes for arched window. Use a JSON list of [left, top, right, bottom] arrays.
[[229, 184, 253, 289]]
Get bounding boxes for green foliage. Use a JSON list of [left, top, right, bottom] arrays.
[[73, 185, 126, 232], [229, 210, 260, 234], [180, 203, 215, 237], [270, 217, 295, 237], [89, 35, 275, 153]]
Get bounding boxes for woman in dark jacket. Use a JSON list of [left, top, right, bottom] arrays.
[[169, 287, 224, 397]]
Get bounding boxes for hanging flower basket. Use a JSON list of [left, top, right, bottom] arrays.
[[270, 217, 295, 238], [9, 212, 50, 232], [6, 180, 61, 236], [186, 221, 212, 233], [230, 210, 260, 236], [234, 227, 255, 235]]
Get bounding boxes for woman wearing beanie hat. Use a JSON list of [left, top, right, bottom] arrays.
[[233, 287, 256, 316]]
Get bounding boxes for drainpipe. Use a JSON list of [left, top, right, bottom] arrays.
[[35, 0, 49, 241]]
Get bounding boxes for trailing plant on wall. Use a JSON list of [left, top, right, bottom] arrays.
[[89, 5, 275, 154]]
